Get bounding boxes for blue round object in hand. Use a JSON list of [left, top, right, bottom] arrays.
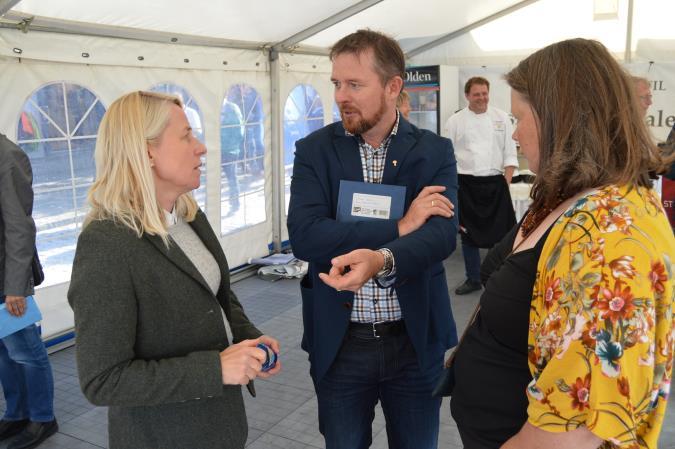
[[257, 343, 278, 372]]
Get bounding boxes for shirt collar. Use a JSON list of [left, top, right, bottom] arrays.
[[164, 207, 178, 227]]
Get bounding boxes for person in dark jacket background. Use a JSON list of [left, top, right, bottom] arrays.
[[0, 134, 57, 449]]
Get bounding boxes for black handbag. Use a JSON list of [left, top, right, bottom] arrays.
[[431, 357, 456, 397], [432, 303, 481, 397], [31, 248, 44, 287]]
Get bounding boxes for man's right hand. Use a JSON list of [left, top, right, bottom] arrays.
[[397, 186, 454, 237], [4, 295, 26, 317]]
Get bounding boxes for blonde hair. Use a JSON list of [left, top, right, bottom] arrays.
[[85, 90, 198, 244]]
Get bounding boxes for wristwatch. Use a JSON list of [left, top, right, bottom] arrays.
[[375, 248, 394, 278]]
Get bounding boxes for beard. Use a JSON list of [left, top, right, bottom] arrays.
[[340, 92, 387, 135]]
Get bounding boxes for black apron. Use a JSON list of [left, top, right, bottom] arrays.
[[458, 174, 516, 248]]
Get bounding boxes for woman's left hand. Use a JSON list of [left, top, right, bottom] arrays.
[[254, 335, 282, 378]]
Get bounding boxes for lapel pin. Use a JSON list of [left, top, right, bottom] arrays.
[[392, 160, 398, 167]]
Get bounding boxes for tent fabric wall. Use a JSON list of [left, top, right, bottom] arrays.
[[0, 29, 302, 340], [278, 52, 335, 243], [0, 28, 269, 71]]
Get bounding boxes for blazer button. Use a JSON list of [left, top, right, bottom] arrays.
[[342, 302, 352, 310]]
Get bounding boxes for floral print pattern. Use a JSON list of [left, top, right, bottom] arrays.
[[527, 185, 675, 448]]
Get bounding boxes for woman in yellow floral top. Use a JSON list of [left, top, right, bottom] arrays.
[[451, 38, 674, 449], [504, 39, 674, 449], [521, 184, 673, 449]]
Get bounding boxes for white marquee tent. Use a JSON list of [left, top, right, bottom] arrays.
[[1, 0, 674, 345]]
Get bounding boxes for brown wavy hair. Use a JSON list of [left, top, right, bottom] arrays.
[[505, 38, 662, 215]]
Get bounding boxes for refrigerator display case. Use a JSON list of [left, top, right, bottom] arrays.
[[404, 65, 459, 135]]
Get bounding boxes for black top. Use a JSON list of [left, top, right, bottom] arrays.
[[450, 222, 552, 449]]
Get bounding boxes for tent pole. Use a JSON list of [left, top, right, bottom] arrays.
[[406, 0, 540, 59], [0, 11, 263, 50], [624, 0, 634, 63], [272, 0, 383, 53], [0, 0, 22, 16], [270, 49, 283, 253]]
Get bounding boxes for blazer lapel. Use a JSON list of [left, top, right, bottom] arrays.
[[382, 119, 416, 185], [333, 123, 363, 182]]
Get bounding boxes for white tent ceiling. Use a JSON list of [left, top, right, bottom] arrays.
[[4, 0, 526, 53], [4, 0, 675, 65]]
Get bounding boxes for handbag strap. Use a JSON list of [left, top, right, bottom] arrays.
[[444, 302, 480, 368]]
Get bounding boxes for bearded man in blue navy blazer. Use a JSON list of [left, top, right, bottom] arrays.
[[287, 30, 459, 449]]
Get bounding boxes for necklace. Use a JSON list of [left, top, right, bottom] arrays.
[[520, 190, 567, 238], [520, 206, 553, 238]]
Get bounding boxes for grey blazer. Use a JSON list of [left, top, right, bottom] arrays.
[[67, 211, 262, 449], [0, 134, 36, 298]]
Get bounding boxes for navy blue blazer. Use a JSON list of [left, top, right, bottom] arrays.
[[287, 117, 459, 384]]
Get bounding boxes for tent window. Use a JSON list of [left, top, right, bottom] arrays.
[[283, 84, 324, 213], [149, 83, 207, 212], [17, 82, 106, 287], [220, 84, 266, 235]]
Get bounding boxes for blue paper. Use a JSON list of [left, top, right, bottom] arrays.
[[0, 296, 42, 339], [337, 180, 406, 222]]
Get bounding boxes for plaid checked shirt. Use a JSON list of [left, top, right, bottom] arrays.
[[345, 112, 402, 323]]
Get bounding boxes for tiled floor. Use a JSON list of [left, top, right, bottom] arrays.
[[1, 248, 674, 448]]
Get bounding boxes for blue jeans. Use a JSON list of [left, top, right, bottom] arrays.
[[462, 243, 481, 283], [0, 317, 54, 422], [316, 330, 443, 449]]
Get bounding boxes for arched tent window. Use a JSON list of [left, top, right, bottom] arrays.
[[221, 84, 266, 235], [149, 83, 206, 211], [283, 85, 324, 212], [17, 82, 106, 286]]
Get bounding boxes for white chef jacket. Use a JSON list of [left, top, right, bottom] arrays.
[[444, 106, 518, 176]]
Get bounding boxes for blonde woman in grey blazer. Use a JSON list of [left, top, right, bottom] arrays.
[[68, 91, 281, 449]]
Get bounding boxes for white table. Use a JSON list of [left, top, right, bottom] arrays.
[[509, 182, 532, 222]]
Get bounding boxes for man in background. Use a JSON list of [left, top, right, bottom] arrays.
[[444, 77, 518, 295], [220, 99, 244, 216], [632, 76, 653, 117], [397, 89, 411, 120], [0, 134, 57, 449]]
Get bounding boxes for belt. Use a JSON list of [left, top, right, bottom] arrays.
[[348, 320, 406, 339]]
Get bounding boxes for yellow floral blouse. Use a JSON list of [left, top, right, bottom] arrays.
[[527, 184, 674, 448]]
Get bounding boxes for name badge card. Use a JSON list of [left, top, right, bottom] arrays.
[[336, 180, 406, 222], [351, 193, 392, 219]]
